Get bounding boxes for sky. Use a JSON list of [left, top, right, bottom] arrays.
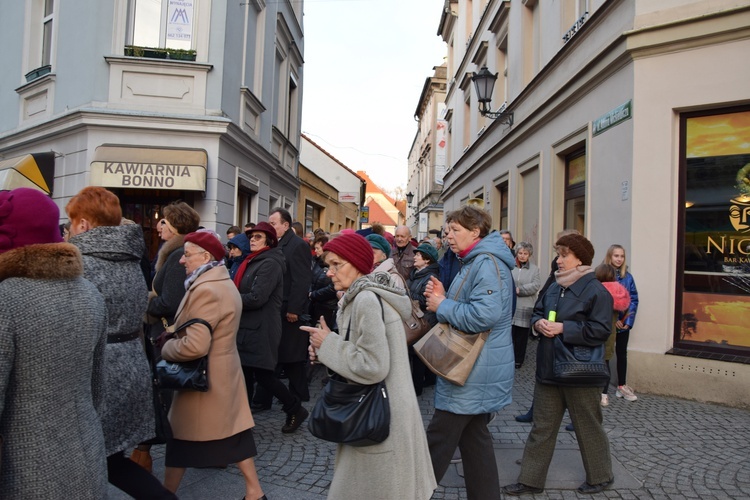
[[300, 0, 447, 195]]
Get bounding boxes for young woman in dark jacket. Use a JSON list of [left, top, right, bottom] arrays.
[[504, 233, 614, 497], [309, 235, 338, 329], [234, 222, 308, 433]]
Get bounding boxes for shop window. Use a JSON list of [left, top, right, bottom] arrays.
[[675, 106, 750, 359], [564, 150, 586, 234], [125, 0, 197, 60], [237, 189, 256, 227]]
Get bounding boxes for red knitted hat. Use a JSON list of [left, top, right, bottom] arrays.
[[0, 187, 63, 254], [184, 231, 226, 261], [323, 233, 374, 275]]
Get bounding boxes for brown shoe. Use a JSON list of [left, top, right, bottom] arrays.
[[130, 448, 153, 473], [281, 406, 309, 433]]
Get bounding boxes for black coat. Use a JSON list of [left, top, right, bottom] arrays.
[[531, 272, 613, 386], [277, 229, 312, 363], [309, 257, 337, 326], [407, 262, 440, 327], [236, 248, 285, 370], [147, 236, 186, 326]]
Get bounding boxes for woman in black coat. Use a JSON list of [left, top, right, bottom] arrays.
[[234, 222, 309, 434], [309, 235, 338, 329], [407, 243, 440, 395]]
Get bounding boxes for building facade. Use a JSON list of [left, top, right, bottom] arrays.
[[407, 64, 448, 240], [0, 0, 304, 258], [298, 135, 365, 234], [437, 0, 750, 407]]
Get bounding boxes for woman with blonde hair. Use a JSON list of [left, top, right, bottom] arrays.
[[161, 231, 266, 499], [603, 244, 640, 401]]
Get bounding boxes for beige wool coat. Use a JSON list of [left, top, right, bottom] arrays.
[[161, 265, 253, 441], [316, 272, 437, 500]]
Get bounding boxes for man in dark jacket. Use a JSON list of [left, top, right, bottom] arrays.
[[261, 208, 312, 413], [392, 225, 416, 281]]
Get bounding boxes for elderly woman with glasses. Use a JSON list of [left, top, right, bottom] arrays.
[[160, 231, 267, 500], [511, 241, 541, 369], [234, 222, 309, 434], [301, 233, 436, 500]]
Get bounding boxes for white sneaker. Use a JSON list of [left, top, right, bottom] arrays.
[[616, 385, 638, 401], [600, 394, 609, 407]]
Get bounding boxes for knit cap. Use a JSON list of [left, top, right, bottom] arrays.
[[366, 233, 391, 258], [0, 187, 62, 254], [555, 233, 595, 266], [323, 233, 374, 275], [415, 243, 438, 263]]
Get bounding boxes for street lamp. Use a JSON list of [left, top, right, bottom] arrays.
[[471, 66, 513, 125], [405, 191, 414, 206]]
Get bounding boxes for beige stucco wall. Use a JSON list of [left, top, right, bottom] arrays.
[[298, 164, 358, 233], [626, 32, 750, 408]]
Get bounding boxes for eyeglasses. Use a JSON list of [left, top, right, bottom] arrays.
[[183, 251, 208, 258], [249, 234, 266, 241], [327, 261, 350, 274]]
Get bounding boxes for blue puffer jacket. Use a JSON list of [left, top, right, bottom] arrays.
[[434, 231, 516, 415], [615, 270, 638, 331]]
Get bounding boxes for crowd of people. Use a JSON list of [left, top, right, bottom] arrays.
[[0, 186, 640, 499]]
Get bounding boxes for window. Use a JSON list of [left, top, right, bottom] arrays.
[[498, 183, 509, 230], [127, 0, 194, 50], [24, 0, 56, 81], [564, 150, 586, 234], [675, 106, 750, 359], [42, 0, 54, 66], [305, 201, 321, 235]]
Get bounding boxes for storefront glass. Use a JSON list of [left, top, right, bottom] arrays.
[[678, 107, 750, 355]]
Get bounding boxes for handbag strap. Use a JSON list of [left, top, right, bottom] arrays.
[[345, 294, 385, 341], [173, 318, 214, 337], [451, 252, 505, 300]]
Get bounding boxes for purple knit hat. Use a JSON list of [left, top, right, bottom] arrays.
[[0, 188, 63, 254], [323, 233, 374, 275]]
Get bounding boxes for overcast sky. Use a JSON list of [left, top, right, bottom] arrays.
[[300, 0, 447, 195]]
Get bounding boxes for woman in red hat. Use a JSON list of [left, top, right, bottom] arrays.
[[160, 230, 267, 500]]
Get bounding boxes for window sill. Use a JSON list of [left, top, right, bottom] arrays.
[[666, 347, 750, 365]]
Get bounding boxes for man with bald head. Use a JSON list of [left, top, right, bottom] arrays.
[[392, 225, 416, 281]]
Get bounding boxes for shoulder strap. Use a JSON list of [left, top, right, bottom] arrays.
[[173, 318, 214, 336], [345, 293, 385, 341]]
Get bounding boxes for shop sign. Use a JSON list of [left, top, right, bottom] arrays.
[[593, 100, 632, 136], [167, 0, 193, 42], [338, 192, 358, 203], [90, 145, 208, 191]]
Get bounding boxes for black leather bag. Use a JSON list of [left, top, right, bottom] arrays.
[[308, 296, 390, 447], [551, 336, 609, 386], [155, 319, 213, 392], [308, 374, 390, 447]]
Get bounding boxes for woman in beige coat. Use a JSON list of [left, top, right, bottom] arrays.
[[302, 233, 436, 500], [160, 231, 266, 500]]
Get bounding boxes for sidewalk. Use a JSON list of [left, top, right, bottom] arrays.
[[110, 340, 750, 499]]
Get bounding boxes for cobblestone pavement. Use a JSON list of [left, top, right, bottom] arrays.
[[112, 340, 750, 499]]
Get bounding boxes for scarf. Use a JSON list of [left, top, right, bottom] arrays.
[[232, 247, 270, 289], [458, 239, 480, 259], [184, 259, 224, 290], [554, 265, 593, 288]]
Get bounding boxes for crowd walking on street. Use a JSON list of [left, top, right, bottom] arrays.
[[3, 185, 749, 500]]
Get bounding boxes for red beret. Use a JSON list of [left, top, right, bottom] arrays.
[[323, 233, 374, 276], [184, 231, 225, 261]]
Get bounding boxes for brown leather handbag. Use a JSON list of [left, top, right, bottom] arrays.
[[403, 298, 431, 345]]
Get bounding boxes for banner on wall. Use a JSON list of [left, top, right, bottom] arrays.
[[167, 0, 194, 42], [434, 120, 447, 185]]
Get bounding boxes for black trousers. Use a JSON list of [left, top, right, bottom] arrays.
[[427, 409, 500, 500], [253, 361, 310, 405], [511, 325, 531, 366], [242, 365, 300, 414], [107, 451, 177, 499], [615, 330, 630, 385]]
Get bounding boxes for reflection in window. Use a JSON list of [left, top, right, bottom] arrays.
[[129, 0, 193, 50]]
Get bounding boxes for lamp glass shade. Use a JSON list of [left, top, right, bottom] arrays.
[[472, 66, 497, 104], [405, 191, 414, 204]]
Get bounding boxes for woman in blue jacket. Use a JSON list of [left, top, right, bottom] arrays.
[[425, 206, 516, 500], [604, 244, 639, 401]]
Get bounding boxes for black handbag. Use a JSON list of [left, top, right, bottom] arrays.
[[551, 336, 610, 386], [308, 297, 390, 447], [155, 319, 213, 392]]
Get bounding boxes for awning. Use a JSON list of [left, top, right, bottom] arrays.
[[90, 145, 208, 191], [0, 152, 55, 194]]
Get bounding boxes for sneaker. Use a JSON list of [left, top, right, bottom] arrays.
[[601, 394, 609, 407], [616, 385, 638, 401], [281, 406, 309, 433]]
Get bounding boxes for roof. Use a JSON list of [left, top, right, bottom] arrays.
[[300, 134, 366, 183], [356, 170, 397, 205], [365, 199, 397, 226]]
